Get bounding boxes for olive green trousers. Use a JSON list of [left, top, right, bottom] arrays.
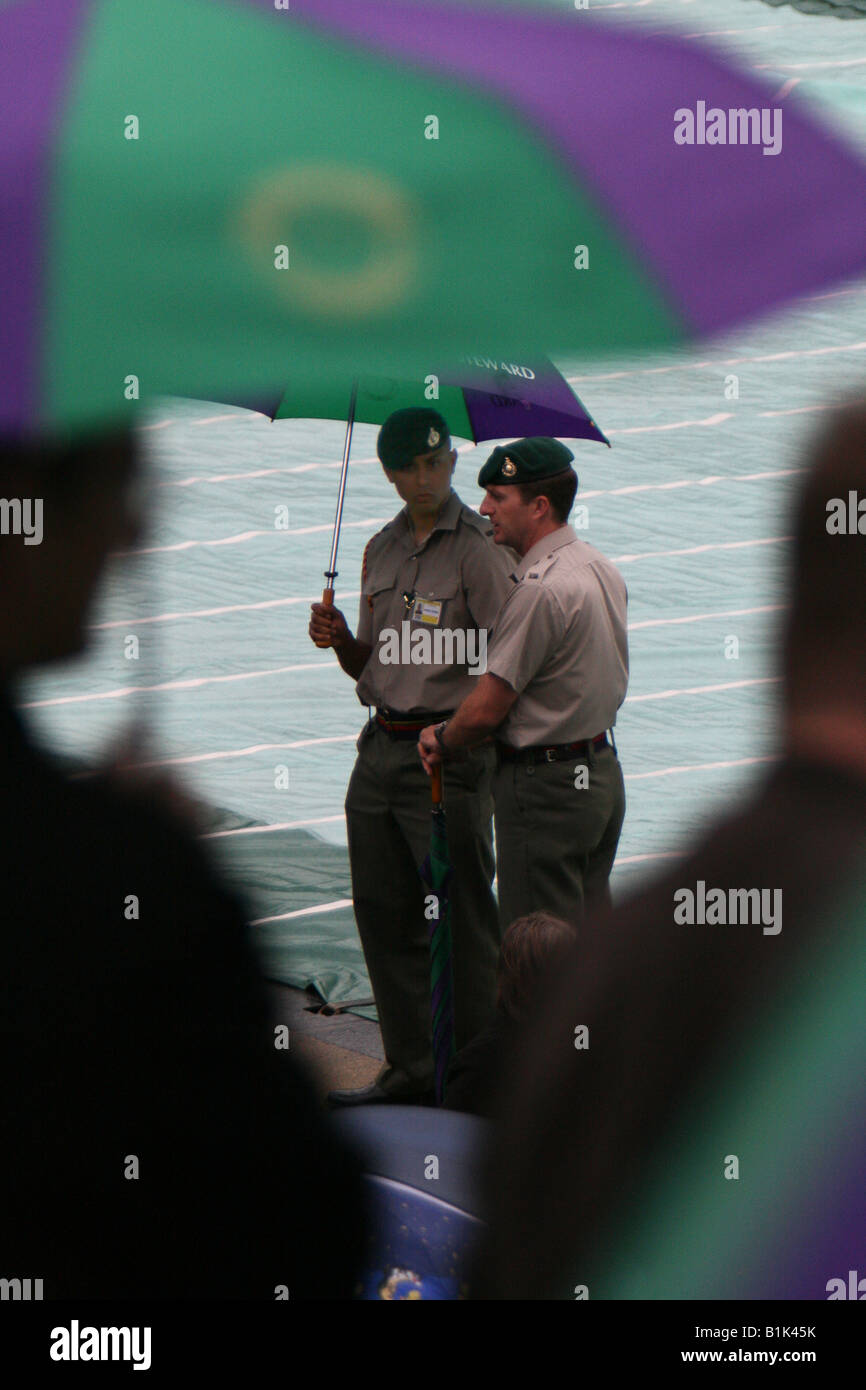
[[493, 741, 626, 930], [345, 723, 501, 1097]]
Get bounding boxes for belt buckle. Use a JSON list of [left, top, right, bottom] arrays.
[[544, 747, 557, 763]]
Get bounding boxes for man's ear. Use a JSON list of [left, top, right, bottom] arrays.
[[449, 448, 457, 474]]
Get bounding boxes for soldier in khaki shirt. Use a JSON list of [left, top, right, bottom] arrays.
[[419, 437, 628, 928], [309, 408, 512, 1104]]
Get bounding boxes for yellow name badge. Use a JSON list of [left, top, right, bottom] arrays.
[[411, 597, 443, 625]]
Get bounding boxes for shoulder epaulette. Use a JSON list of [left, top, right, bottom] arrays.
[[360, 523, 391, 579], [522, 552, 560, 583]]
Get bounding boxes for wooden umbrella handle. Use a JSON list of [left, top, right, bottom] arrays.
[[314, 586, 336, 649], [431, 765, 443, 806]]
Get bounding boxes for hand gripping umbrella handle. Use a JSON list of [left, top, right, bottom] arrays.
[[313, 585, 336, 648]]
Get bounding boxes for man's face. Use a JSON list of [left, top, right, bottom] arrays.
[[480, 484, 534, 552], [384, 444, 456, 518]]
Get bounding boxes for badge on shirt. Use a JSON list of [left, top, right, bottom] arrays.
[[411, 597, 443, 625]]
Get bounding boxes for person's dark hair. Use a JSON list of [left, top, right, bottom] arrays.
[[782, 399, 866, 711], [516, 468, 578, 523], [497, 911, 576, 1023]]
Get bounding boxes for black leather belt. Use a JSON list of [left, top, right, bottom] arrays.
[[375, 709, 454, 739], [497, 732, 609, 764]]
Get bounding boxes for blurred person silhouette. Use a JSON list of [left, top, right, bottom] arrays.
[[444, 911, 574, 1118], [0, 426, 364, 1298], [472, 400, 866, 1300]]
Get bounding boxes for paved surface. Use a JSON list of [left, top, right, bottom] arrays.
[[268, 983, 384, 1102]]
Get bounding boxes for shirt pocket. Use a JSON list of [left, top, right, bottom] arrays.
[[410, 575, 464, 628], [363, 558, 402, 631]]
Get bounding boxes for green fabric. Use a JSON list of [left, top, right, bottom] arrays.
[[422, 804, 455, 1049], [586, 871, 866, 1299], [211, 815, 373, 1005], [45, 0, 683, 433], [276, 374, 478, 441]]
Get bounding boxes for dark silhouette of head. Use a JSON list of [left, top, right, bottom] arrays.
[[0, 426, 143, 679]]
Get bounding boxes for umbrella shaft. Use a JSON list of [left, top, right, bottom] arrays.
[[325, 378, 358, 584]]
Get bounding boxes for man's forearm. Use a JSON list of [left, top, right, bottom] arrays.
[[442, 701, 495, 751], [440, 674, 516, 752], [336, 637, 372, 681], [418, 674, 517, 773]]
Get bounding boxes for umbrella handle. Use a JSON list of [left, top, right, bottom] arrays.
[[313, 586, 336, 649], [431, 765, 443, 806]]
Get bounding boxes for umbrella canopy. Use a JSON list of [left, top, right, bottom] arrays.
[[260, 355, 610, 446], [243, 353, 608, 608], [586, 869, 866, 1300], [4, 0, 866, 437]]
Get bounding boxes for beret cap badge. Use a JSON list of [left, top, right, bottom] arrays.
[[427, 427, 440, 448], [477, 437, 575, 489]]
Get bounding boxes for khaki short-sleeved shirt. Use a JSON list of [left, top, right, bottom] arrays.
[[355, 490, 513, 714], [486, 525, 628, 746]]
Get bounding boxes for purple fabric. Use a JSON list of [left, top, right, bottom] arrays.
[[756, 1107, 866, 1301], [463, 390, 607, 446], [0, 0, 93, 436], [447, 355, 609, 445], [263, 0, 866, 336]]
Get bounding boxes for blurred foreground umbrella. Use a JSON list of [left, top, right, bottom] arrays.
[[4, 0, 866, 437], [590, 869, 866, 1299], [419, 768, 455, 1106]]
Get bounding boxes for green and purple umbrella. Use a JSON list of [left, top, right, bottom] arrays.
[[589, 868, 866, 1300], [4, 0, 866, 437], [260, 355, 609, 451], [236, 354, 608, 612]]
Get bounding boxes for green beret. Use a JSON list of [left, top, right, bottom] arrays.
[[478, 437, 575, 488], [377, 408, 450, 470]]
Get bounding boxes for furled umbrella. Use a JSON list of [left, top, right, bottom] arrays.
[[419, 765, 456, 1107]]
